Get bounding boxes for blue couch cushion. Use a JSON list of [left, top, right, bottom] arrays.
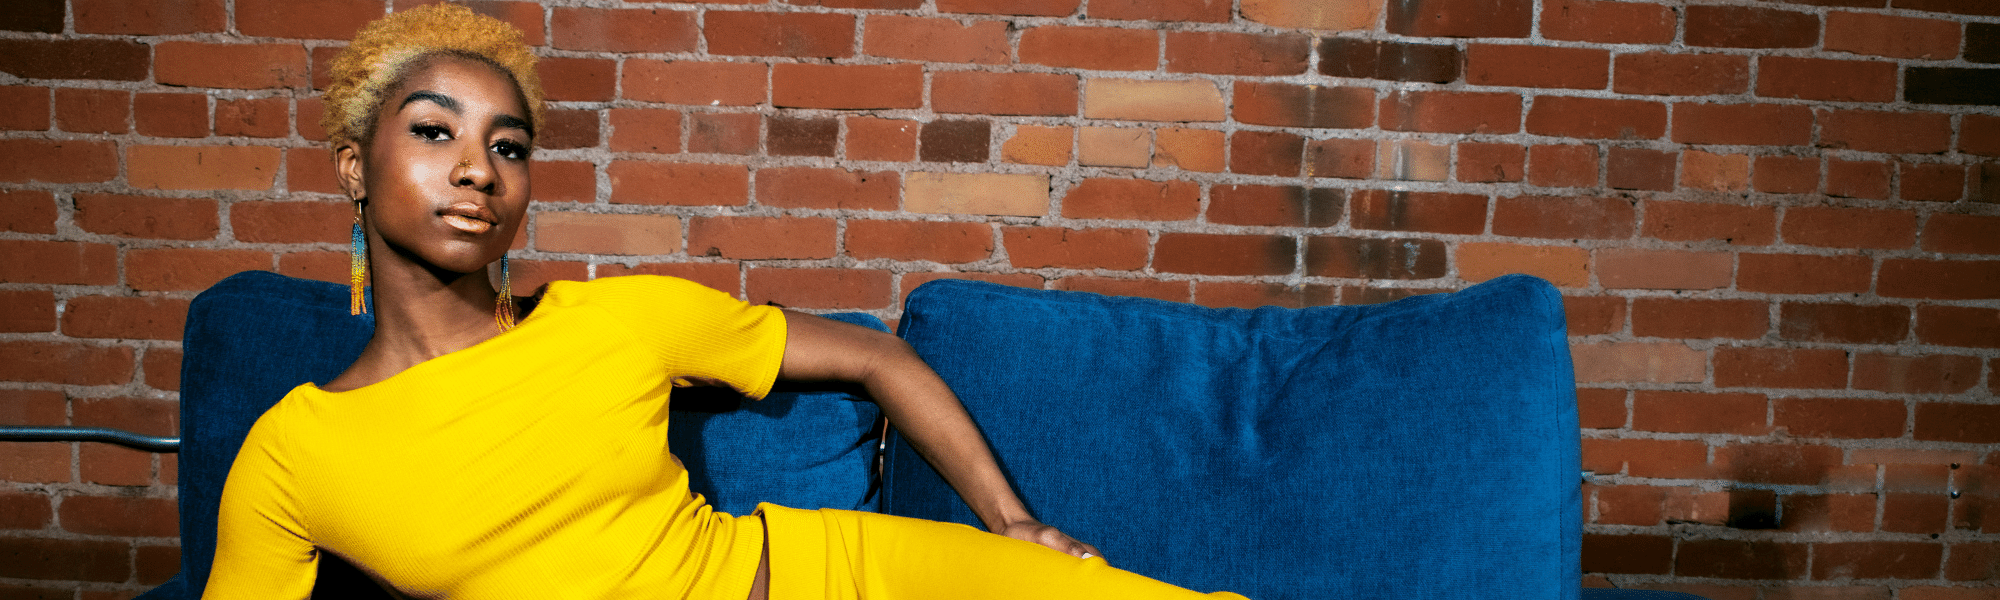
[[166, 271, 883, 597], [886, 275, 1580, 600]]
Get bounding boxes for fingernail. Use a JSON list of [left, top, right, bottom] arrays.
[[1080, 553, 1095, 560]]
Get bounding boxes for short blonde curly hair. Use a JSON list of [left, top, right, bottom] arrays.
[[321, 3, 544, 150]]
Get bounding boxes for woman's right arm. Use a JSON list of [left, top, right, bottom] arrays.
[[202, 423, 318, 599]]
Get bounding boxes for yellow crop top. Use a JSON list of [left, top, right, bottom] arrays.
[[205, 275, 789, 599]]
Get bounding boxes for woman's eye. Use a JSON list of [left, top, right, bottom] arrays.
[[492, 140, 529, 160], [412, 124, 452, 141]]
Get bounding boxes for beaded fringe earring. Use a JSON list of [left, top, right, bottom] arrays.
[[350, 204, 368, 315], [494, 255, 516, 331]]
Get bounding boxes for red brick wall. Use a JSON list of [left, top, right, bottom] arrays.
[[2, 0, 1997, 597]]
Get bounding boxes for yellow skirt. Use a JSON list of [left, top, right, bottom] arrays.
[[757, 503, 1250, 600]]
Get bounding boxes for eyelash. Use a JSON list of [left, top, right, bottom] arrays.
[[410, 123, 530, 161]]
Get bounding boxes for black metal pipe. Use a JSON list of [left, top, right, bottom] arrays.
[[0, 426, 181, 453]]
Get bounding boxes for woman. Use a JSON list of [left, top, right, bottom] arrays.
[[205, 5, 1246, 599]]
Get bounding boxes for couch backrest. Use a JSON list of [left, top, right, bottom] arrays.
[[168, 271, 884, 597], [886, 275, 1581, 600]]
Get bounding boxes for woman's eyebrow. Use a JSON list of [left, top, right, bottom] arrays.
[[399, 90, 460, 114], [492, 114, 533, 138]]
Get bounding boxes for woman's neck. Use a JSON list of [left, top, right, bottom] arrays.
[[326, 258, 507, 392]]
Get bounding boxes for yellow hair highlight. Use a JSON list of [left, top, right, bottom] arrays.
[[321, 3, 544, 150]]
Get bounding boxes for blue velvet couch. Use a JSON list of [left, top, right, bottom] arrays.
[[130, 270, 1695, 600]]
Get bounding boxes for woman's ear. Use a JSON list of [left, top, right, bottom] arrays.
[[334, 141, 366, 200]]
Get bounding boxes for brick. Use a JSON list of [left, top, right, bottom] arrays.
[[770, 116, 839, 158], [1389, 141, 1455, 185], [1458, 143, 1524, 183], [142, 347, 180, 392], [934, 71, 1078, 117], [1542, 0, 1674, 44], [747, 268, 891, 310], [1901, 163, 1966, 202], [774, 63, 922, 110], [1379, 90, 1519, 134], [0, 139, 118, 184], [1348, 190, 1484, 234], [757, 167, 898, 211], [1527, 144, 1598, 188], [1527, 96, 1664, 140], [1884, 493, 1950, 533], [1645, 200, 1774, 245], [1827, 159, 1892, 200], [1573, 341, 1707, 384], [705, 11, 852, 58], [1916, 403, 2000, 444], [1001, 125, 1072, 166], [134, 92, 208, 138], [1614, 53, 1750, 96], [592, 264, 738, 297], [58, 495, 178, 537], [1673, 103, 1813, 146], [1168, 31, 1309, 76], [236, 0, 379, 39], [0, 537, 132, 582], [1854, 354, 1981, 394], [81, 440, 152, 485], [1466, 44, 1610, 90], [607, 109, 682, 155], [1053, 277, 1188, 302], [1681, 151, 1750, 192], [1819, 109, 1952, 154], [0, 39, 149, 81], [689, 217, 834, 260], [0, 0, 62, 32], [1229, 131, 1304, 177], [0, 189, 55, 235], [1783, 494, 1878, 533], [1494, 196, 1631, 240], [1947, 542, 2000, 581], [686, 113, 759, 156], [1782, 206, 1916, 250], [1636, 391, 1769, 436], [1968, 115, 2000, 156], [1575, 387, 1626, 428], [937, 0, 1078, 16], [521, 161, 589, 206], [1385, 0, 1530, 37], [1686, 6, 1818, 48], [534, 212, 680, 256], [1714, 443, 1845, 487], [623, 60, 766, 107], [127, 248, 270, 291], [0, 291, 56, 333], [1192, 281, 1323, 309], [128, 145, 280, 191], [1759, 56, 1898, 103], [0, 491, 54, 530], [1583, 534, 1673, 574], [552, 7, 696, 53], [0, 241, 118, 285], [1780, 303, 1910, 345], [921, 120, 990, 163], [0, 86, 47, 131], [1208, 185, 1320, 227], [1077, 127, 1148, 168], [609, 161, 748, 206], [863, 15, 1007, 65], [1082, 78, 1225, 122], [1155, 128, 1223, 172], [1715, 347, 1849, 390], [70, 194, 217, 241], [1336, 286, 1440, 306], [846, 221, 990, 264], [1307, 138, 1375, 180], [72, 0, 226, 34], [1306, 237, 1447, 280], [1597, 249, 1731, 290], [1002, 227, 1148, 270], [900, 273, 1045, 306], [1236, 83, 1373, 130], [214, 97, 287, 138], [1595, 484, 1668, 525], [296, 97, 327, 141], [535, 57, 615, 103], [1905, 67, 2000, 106], [1319, 38, 1458, 83], [437, 1, 547, 46], [1154, 234, 1297, 276], [1755, 156, 1820, 194], [1020, 26, 1155, 71], [787, 0, 920, 7], [1633, 298, 1768, 340], [0, 341, 135, 386], [846, 117, 917, 163], [62, 296, 191, 341], [1457, 243, 1590, 287], [906, 172, 1048, 216], [1826, 12, 1960, 59], [1924, 214, 2000, 254], [1898, 588, 2000, 600], [1566, 296, 1626, 336], [1813, 542, 1942, 580], [1581, 437, 1708, 478], [538, 109, 600, 150], [1737, 253, 1872, 295], [137, 544, 178, 585], [54, 88, 129, 134], [155, 42, 308, 89], [1061, 178, 1199, 221], [276, 250, 346, 284], [1093, 0, 1230, 22]]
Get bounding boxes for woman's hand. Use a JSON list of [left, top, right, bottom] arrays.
[[998, 519, 1104, 562]]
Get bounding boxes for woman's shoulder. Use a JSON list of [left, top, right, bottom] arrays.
[[542, 274, 740, 311]]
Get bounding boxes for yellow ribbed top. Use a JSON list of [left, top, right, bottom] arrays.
[[205, 275, 788, 599]]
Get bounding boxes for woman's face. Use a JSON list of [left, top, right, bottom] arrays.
[[340, 55, 533, 276]]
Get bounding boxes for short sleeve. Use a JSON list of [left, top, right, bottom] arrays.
[[204, 413, 318, 599], [566, 275, 789, 400]]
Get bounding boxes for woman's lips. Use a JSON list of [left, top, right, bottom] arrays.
[[440, 203, 496, 235]]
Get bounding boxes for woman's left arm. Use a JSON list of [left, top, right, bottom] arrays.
[[777, 310, 1102, 560]]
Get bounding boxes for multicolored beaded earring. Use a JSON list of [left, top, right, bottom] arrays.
[[494, 255, 516, 331], [350, 202, 368, 315]]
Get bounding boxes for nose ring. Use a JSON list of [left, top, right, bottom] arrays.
[[457, 160, 472, 169]]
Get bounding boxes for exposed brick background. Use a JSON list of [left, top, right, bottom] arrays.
[[1, 0, 1998, 597]]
